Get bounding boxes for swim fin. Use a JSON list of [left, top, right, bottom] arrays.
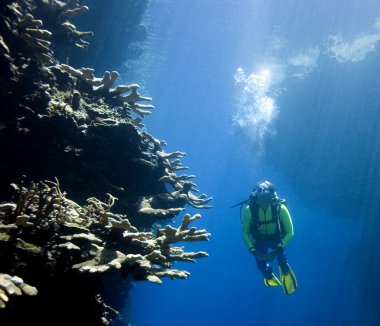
[[264, 273, 282, 287], [279, 263, 297, 295]]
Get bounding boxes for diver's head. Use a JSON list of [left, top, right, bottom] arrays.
[[250, 181, 277, 203]]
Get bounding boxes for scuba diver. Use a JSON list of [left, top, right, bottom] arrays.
[[233, 180, 297, 295]]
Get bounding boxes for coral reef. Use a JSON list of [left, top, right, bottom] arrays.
[[0, 1, 212, 325]]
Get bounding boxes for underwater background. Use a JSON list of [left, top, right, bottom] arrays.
[[1, 0, 380, 325], [122, 0, 380, 325]]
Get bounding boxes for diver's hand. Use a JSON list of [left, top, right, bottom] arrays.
[[250, 248, 266, 261], [265, 251, 277, 262], [275, 244, 284, 254]]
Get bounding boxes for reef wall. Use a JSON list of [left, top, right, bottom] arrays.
[[0, 1, 212, 325]]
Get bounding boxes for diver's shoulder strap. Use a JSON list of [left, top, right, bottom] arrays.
[[273, 198, 287, 236], [248, 202, 259, 234]]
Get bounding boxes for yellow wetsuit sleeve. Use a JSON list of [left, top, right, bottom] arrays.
[[279, 204, 294, 247], [242, 206, 255, 250]]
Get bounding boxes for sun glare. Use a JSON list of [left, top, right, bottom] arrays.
[[260, 69, 270, 79]]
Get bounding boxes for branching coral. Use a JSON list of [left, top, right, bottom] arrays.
[[0, 0, 92, 67], [55, 63, 155, 127], [0, 179, 211, 310], [1, 0, 212, 226], [3, 2, 54, 65], [36, 0, 93, 50], [0, 273, 37, 309]]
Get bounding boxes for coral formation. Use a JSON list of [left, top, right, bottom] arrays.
[[0, 0, 212, 325], [0, 179, 210, 283], [63, 0, 149, 71], [0, 273, 37, 309]]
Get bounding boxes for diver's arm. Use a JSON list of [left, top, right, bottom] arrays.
[[242, 206, 255, 250], [279, 204, 294, 247]]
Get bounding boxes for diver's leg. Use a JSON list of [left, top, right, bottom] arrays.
[[276, 246, 289, 271], [255, 241, 281, 286], [276, 246, 297, 294]]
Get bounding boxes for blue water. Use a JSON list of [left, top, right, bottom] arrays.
[[120, 1, 380, 325]]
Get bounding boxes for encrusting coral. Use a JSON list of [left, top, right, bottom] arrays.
[[0, 1, 212, 325]]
